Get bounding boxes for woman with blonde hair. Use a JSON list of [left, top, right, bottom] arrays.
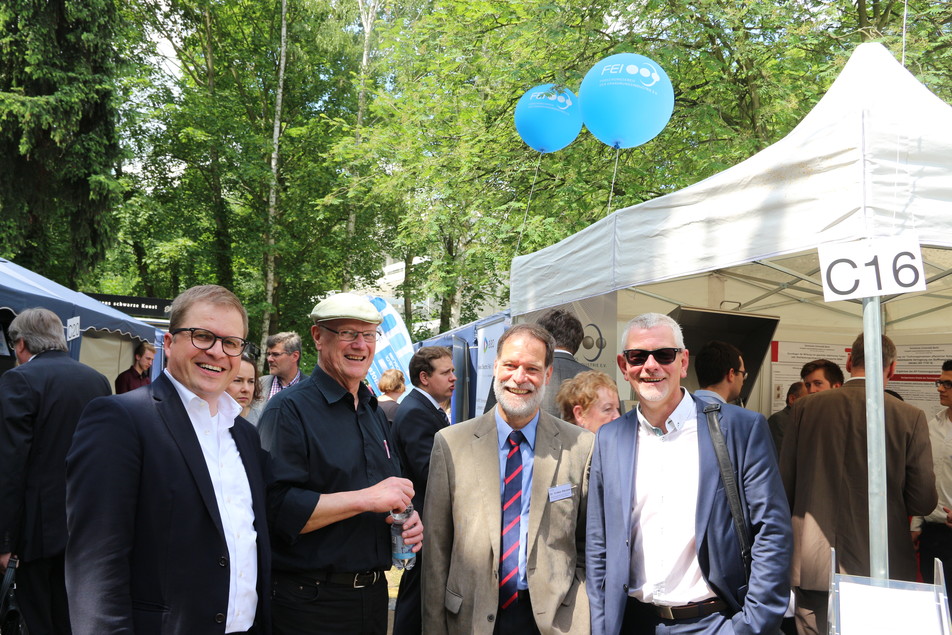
[[377, 368, 406, 424], [555, 370, 620, 434]]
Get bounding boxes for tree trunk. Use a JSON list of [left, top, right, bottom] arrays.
[[202, 8, 233, 290], [259, 0, 289, 369]]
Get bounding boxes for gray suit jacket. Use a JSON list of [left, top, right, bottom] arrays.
[[542, 352, 590, 418], [423, 410, 594, 635], [781, 378, 937, 589]]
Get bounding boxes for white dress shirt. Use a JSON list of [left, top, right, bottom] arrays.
[[912, 408, 952, 530], [165, 370, 258, 632], [629, 388, 717, 606]]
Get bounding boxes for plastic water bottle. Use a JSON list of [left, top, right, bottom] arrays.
[[391, 505, 416, 570]]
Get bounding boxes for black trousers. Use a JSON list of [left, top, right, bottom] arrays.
[[919, 522, 952, 606], [271, 571, 388, 635], [16, 553, 72, 635], [493, 591, 539, 635], [392, 559, 421, 635]]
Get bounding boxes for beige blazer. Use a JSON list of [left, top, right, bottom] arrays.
[[781, 378, 937, 590], [422, 410, 594, 635]]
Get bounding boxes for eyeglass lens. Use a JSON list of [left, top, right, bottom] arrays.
[[936, 380, 952, 390], [624, 348, 680, 366], [185, 328, 246, 356]]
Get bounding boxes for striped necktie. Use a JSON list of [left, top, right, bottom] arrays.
[[499, 430, 525, 610]]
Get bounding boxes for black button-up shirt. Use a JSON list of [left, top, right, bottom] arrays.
[[259, 365, 403, 573]]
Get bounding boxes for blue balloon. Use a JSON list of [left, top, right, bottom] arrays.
[[514, 84, 583, 153], [580, 53, 674, 149]]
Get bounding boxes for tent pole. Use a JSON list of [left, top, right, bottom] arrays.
[[863, 294, 888, 581]]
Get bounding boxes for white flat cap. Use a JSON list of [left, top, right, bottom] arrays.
[[310, 293, 382, 325]]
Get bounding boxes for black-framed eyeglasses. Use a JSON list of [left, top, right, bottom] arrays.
[[735, 369, 749, 378], [936, 380, 952, 390], [170, 327, 248, 357], [621, 347, 682, 366], [319, 324, 380, 343], [265, 351, 290, 359]]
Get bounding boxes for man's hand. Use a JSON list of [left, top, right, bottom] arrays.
[[911, 530, 921, 551], [362, 476, 414, 514], [944, 506, 952, 528], [396, 509, 423, 553], [0, 552, 12, 575]]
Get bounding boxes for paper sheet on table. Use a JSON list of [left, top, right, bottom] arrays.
[[838, 581, 944, 634]]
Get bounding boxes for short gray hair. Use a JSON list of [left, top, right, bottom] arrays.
[[620, 313, 685, 349], [9, 308, 68, 354], [266, 332, 302, 357]]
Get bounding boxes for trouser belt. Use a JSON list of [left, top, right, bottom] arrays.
[[311, 569, 383, 589], [637, 597, 729, 620]]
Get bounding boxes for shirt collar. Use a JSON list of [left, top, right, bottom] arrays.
[[310, 365, 377, 409], [636, 388, 695, 437], [495, 408, 540, 451], [163, 368, 241, 423], [413, 385, 444, 412]]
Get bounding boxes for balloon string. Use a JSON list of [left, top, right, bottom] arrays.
[[606, 146, 621, 215], [514, 152, 543, 257]]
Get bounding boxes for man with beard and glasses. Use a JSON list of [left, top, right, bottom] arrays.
[[587, 313, 791, 635], [423, 323, 594, 635]]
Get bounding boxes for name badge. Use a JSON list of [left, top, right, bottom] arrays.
[[548, 483, 574, 503]]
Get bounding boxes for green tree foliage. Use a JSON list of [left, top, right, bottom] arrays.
[[0, 0, 122, 286], [74, 0, 950, 342]]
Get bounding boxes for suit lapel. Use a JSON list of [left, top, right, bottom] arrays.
[[152, 375, 226, 539], [615, 411, 639, 540], [473, 413, 503, 564], [528, 413, 560, 549]]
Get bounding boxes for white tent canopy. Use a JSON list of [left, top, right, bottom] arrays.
[[510, 43, 952, 340]]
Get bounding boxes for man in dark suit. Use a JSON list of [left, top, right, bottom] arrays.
[[66, 285, 272, 635], [587, 312, 791, 635], [781, 333, 936, 635], [391, 346, 456, 634], [0, 308, 112, 635]]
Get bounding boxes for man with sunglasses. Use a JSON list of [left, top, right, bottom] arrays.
[[587, 313, 791, 635], [66, 285, 273, 635], [258, 293, 422, 635], [912, 360, 952, 611]]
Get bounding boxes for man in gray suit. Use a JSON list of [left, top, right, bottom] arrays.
[[537, 309, 590, 418], [781, 333, 937, 635], [424, 323, 594, 634]]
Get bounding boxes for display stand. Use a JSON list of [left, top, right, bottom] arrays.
[[829, 548, 950, 634]]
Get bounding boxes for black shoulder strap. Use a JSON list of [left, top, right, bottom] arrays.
[[0, 555, 18, 618], [703, 403, 752, 582]]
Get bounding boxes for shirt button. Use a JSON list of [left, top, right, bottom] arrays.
[[487, 615, 495, 623]]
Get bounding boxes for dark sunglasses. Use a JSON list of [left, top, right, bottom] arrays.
[[621, 347, 682, 366]]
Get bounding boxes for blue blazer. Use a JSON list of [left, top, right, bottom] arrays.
[[586, 396, 791, 635], [66, 374, 272, 635]]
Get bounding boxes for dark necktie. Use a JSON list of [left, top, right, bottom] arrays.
[[499, 430, 525, 610], [437, 407, 450, 427]]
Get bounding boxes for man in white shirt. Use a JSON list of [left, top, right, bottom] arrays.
[[912, 359, 952, 604], [587, 312, 791, 635], [66, 285, 272, 635]]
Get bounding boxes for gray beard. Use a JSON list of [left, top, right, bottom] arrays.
[[494, 378, 545, 421]]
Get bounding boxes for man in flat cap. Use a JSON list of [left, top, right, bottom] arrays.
[[259, 293, 423, 635]]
